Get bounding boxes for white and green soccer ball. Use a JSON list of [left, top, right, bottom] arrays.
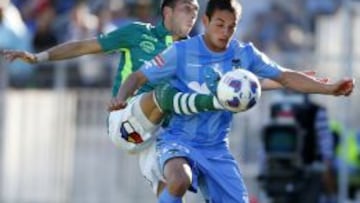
[[217, 69, 261, 113]]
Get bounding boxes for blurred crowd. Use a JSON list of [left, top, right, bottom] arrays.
[[0, 0, 341, 88], [1, 0, 161, 88], [243, 0, 340, 53]]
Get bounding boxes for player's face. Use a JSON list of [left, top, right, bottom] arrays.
[[167, 0, 199, 40], [202, 9, 238, 52]]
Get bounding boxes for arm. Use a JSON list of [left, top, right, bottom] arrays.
[[261, 71, 328, 90], [108, 71, 149, 111], [275, 70, 354, 96], [108, 45, 179, 111], [1, 38, 102, 63], [245, 44, 332, 91], [260, 79, 283, 90]]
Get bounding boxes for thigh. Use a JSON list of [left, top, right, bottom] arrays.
[[157, 141, 200, 193], [200, 154, 249, 203]]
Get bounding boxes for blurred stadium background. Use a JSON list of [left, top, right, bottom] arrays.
[[0, 0, 359, 202]]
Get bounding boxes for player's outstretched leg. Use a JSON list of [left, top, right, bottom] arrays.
[[153, 83, 223, 115]]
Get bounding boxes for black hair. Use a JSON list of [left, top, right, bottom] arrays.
[[205, 0, 242, 20], [160, 0, 177, 18]]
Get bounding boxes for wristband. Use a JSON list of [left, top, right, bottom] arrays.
[[35, 52, 49, 63]]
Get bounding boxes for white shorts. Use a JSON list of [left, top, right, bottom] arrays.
[[138, 131, 165, 194], [108, 94, 159, 153], [108, 94, 164, 193]]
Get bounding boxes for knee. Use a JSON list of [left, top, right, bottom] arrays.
[[167, 172, 191, 196], [164, 158, 192, 196]]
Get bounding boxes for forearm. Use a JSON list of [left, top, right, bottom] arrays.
[[278, 71, 332, 94], [116, 72, 147, 101], [260, 79, 283, 90], [45, 38, 102, 61]]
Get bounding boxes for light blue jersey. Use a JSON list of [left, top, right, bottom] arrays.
[[141, 35, 283, 148], [141, 35, 283, 202]]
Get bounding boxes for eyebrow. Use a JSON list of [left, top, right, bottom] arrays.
[[214, 18, 225, 23]]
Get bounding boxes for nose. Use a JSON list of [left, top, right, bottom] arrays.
[[191, 11, 197, 20], [222, 28, 231, 38]]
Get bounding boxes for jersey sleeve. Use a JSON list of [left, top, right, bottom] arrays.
[[140, 45, 177, 84], [246, 43, 284, 79], [97, 23, 139, 53]]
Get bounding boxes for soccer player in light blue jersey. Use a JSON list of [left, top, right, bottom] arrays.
[[1, 0, 294, 198], [117, 0, 354, 202]]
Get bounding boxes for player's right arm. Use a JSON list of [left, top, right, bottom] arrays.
[[1, 38, 102, 63], [108, 70, 149, 111], [109, 46, 178, 111], [1, 23, 138, 64]]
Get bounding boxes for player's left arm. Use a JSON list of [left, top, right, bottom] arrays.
[[246, 43, 354, 95], [260, 70, 328, 90], [274, 69, 354, 96]]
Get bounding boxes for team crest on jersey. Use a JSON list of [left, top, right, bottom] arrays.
[[232, 58, 242, 69], [140, 41, 155, 53], [152, 55, 165, 67]]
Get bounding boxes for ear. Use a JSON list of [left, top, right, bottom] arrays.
[[202, 15, 210, 28], [162, 6, 172, 19]]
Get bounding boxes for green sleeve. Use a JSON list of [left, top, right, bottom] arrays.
[[97, 23, 141, 53]]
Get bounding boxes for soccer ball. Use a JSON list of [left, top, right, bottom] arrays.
[[216, 69, 261, 112]]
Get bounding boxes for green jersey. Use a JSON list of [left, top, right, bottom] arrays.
[[97, 22, 173, 97]]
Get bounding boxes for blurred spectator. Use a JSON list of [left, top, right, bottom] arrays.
[[32, 0, 59, 87], [32, 0, 58, 52], [305, 0, 341, 33], [132, 0, 156, 24], [331, 121, 360, 202], [64, 1, 110, 87], [243, 2, 310, 53], [0, 0, 33, 87], [109, 0, 135, 29], [53, 0, 75, 15], [94, 5, 116, 34]]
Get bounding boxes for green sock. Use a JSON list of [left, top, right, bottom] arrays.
[[154, 83, 223, 115]]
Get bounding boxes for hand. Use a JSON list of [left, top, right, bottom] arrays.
[[107, 97, 127, 112], [332, 78, 355, 96], [0, 49, 37, 63]]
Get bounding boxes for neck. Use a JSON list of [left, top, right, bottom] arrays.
[[163, 20, 181, 42]]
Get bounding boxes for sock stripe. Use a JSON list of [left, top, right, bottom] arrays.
[[180, 94, 191, 115], [188, 94, 198, 114], [173, 93, 182, 114]]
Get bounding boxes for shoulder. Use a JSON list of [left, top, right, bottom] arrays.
[[115, 21, 154, 32], [174, 35, 201, 48], [230, 39, 257, 51]]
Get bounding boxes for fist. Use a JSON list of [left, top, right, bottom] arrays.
[[108, 97, 127, 112]]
